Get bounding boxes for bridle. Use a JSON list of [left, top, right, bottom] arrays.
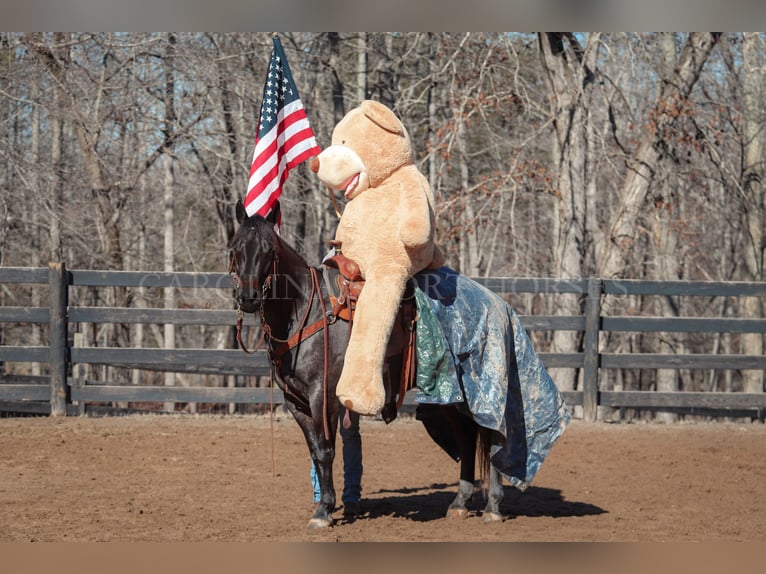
[[229, 242, 281, 355], [229, 234, 332, 440]]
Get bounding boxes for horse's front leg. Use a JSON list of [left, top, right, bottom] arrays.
[[308, 438, 337, 529], [290, 407, 337, 529]]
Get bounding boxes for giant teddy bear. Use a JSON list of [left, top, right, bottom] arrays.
[[310, 100, 444, 415]]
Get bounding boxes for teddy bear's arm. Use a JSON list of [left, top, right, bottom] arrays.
[[397, 175, 435, 249]]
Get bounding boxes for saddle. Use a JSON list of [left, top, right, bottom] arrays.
[[324, 254, 364, 323], [323, 253, 418, 419]]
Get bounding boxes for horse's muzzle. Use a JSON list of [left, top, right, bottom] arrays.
[[234, 295, 259, 314]]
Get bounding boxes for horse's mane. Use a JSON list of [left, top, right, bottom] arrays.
[[250, 215, 314, 272]]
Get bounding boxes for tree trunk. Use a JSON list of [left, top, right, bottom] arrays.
[[456, 116, 482, 276], [427, 33, 439, 202], [537, 32, 600, 394], [328, 33, 345, 123], [163, 34, 178, 412], [30, 102, 42, 377], [315, 32, 346, 261], [16, 32, 64, 262], [163, 153, 177, 411], [132, 176, 147, 387], [740, 32, 764, 394], [214, 37, 239, 247], [357, 32, 367, 103], [375, 33, 397, 109], [654, 32, 681, 423]]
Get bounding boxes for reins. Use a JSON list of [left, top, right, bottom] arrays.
[[267, 266, 331, 441], [231, 237, 332, 441]]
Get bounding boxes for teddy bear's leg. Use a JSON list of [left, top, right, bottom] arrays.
[[336, 270, 408, 416]]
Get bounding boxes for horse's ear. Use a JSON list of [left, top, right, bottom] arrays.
[[265, 201, 280, 226], [235, 199, 247, 224]]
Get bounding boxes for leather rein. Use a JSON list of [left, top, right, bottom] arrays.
[[231, 237, 331, 440]]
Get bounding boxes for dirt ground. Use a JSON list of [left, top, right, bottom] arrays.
[[1, 412, 765, 542]]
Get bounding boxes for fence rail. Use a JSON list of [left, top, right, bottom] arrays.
[[1, 263, 765, 421]]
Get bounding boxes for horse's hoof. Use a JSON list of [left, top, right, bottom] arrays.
[[308, 517, 333, 529], [482, 512, 504, 523], [446, 507, 469, 520]]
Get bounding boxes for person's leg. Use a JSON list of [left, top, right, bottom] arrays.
[[310, 461, 321, 504], [339, 405, 362, 507]]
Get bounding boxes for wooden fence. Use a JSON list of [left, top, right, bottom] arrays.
[[1, 263, 766, 422]]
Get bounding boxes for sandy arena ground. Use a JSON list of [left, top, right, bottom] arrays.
[[1, 413, 764, 542]]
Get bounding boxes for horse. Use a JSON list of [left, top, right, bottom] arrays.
[[228, 199, 504, 528]]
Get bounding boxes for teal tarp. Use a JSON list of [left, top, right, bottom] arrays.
[[412, 267, 569, 490]]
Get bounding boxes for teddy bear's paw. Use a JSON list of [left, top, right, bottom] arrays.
[[337, 372, 386, 416], [340, 396, 384, 416]]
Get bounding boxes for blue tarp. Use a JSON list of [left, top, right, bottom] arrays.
[[411, 266, 569, 491]]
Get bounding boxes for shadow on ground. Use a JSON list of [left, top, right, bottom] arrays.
[[343, 483, 606, 523]]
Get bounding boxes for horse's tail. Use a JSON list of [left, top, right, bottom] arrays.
[[477, 426, 493, 497]]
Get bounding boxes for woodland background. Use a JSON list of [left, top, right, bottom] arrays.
[[0, 32, 763, 410]]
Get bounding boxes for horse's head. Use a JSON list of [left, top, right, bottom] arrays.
[[228, 200, 280, 314]]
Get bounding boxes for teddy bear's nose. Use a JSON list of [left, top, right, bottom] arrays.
[[309, 157, 319, 173]]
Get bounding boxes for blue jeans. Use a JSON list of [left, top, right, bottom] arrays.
[[311, 405, 362, 504]]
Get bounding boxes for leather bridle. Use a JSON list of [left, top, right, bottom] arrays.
[[230, 235, 332, 440]]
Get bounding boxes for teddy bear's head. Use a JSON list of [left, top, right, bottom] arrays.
[[310, 100, 414, 200]]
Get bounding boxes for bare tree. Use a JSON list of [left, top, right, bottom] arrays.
[[163, 34, 177, 411], [597, 32, 721, 280], [653, 32, 682, 422], [740, 32, 764, 394], [537, 32, 601, 392], [22, 32, 67, 263], [357, 32, 367, 103]]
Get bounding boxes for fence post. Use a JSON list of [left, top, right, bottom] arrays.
[[582, 276, 602, 422], [49, 262, 69, 416], [73, 332, 86, 416]]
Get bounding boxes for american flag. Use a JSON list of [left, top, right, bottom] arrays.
[[243, 36, 321, 224]]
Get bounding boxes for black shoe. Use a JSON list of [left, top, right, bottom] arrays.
[[343, 501, 363, 516]]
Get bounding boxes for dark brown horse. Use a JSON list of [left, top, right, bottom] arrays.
[[228, 200, 503, 528]]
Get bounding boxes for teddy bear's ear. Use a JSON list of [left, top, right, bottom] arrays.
[[360, 100, 404, 136]]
